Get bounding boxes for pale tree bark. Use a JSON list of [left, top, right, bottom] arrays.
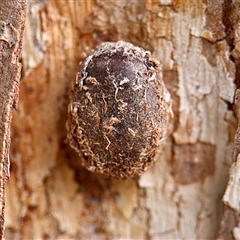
[[0, 1, 27, 239], [3, 0, 239, 239]]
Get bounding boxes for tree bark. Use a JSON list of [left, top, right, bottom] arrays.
[[0, 1, 26, 238], [4, 0, 238, 239]]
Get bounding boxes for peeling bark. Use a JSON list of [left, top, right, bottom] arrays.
[[0, 0, 27, 238], [217, 0, 240, 239]]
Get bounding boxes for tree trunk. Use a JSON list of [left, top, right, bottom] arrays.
[[0, 1, 27, 238], [3, 0, 239, 239]]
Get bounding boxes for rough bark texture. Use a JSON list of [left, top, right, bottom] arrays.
[[0, 1, 27, 238], [217, 1, 240, 239], [4, 0, 237, 239]]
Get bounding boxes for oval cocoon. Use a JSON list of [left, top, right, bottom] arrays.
[[67, 41, 172, 179]]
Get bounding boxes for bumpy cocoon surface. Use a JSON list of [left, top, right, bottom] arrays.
[[67, 41, 172, 179]]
